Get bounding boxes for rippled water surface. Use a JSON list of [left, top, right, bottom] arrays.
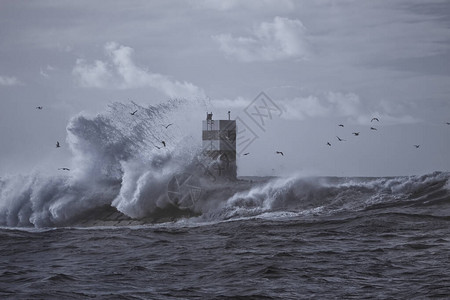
[[1, 207, 449, 299]]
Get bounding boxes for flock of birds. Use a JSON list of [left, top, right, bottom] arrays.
[[327, 117, 450, 149], [245, 117, 383, 157], [36, 106, 173, 171], [36, 105, 450, 168], [329, 117, 381, 147], [242, 116, 450, 158]]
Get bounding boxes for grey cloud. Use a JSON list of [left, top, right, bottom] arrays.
[[190, 0, 294, 11], [72, 42, 206, 99], [279, 92, 420, 125], [213, 17, 309, 62], [0, 75, 21, 86]]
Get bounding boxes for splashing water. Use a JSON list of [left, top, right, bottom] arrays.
[[0, 100, 204, 227], [0, 99, 449, 228]]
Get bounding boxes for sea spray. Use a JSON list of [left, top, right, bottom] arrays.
[[0, 98, 449, 227], [0, 99, 205, 227], [203, 172, 450, 222]]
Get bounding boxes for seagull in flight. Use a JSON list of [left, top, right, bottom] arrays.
[[446, 122, 450, 125], [56, 141, 60, 148], [276, 151, 284, 156], [338, 124, 344, 127], [352, 132, 360, 136], [327, 142, 331, 146], [130, 110, 138, 115], [414, 145, 420, 148], [243, 152, 250, 156], [161, 141, 166, 147], [36, 106, 43, 110], [371, 117, 379, 122], [370, 127, 377, 131], [162, 123, 173, 129], [58, 168, 70, 171], [336, 136, 346, 141]]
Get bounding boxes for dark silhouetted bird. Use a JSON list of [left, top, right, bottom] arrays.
[[327, 142, 331, 146], [336, 136, 345, 141], [414, 145, 420, 148], [276, 151, 284, 156], [36, 106, 43, 110], [446, 122, 450, 125], [58, 168, 70, 171], [243, 152, 250, 156], [352, 132, 360, 136], [371, 118, 379, 122], [370, 127, 377, 130], [338, 124, 344, 127], [161, 141, 166, 147], [162, 123, 173, 129], [56, 141, 60, 148], [130, 110, 138, 115]]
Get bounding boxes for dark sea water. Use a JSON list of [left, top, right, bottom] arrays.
[[1, 103, 449, 298], [1, 172, 449, 299]]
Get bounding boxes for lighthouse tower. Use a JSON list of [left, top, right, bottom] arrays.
[[202, 112, 237, 179]]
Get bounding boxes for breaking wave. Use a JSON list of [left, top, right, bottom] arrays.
[[0, 100, 449, 227]]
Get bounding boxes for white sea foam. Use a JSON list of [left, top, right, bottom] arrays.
[[0, 99, 448, 227]]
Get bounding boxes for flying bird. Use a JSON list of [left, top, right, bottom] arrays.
[[276, 151, 284, 156], [336, 136, 345, 141], [56, 141, 60, 148], [58, 168, 70, 171], [370, 127, 377, 130], [161, 141, 166, 147], [243, 152, 250, 156], [130, 110, 138, 115], [338, 124, 344, 127], [352, 132, 360, 136], [446, 122, 450, 125], [36, 106, 43, 110], [414, 145, 420, 148], [371, 118, 379, 122], [162, 123, 173, 129], [327, 142, 331, 146]]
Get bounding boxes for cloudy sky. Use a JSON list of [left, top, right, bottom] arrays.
[[1, 0, 449, 177]]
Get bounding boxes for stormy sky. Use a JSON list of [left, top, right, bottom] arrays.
[[1, 0, 449, 177]]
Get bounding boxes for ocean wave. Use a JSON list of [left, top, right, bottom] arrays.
[[0, 100, 448, 227]]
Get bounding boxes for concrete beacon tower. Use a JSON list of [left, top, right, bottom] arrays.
[[202, 112, 237, 179]]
